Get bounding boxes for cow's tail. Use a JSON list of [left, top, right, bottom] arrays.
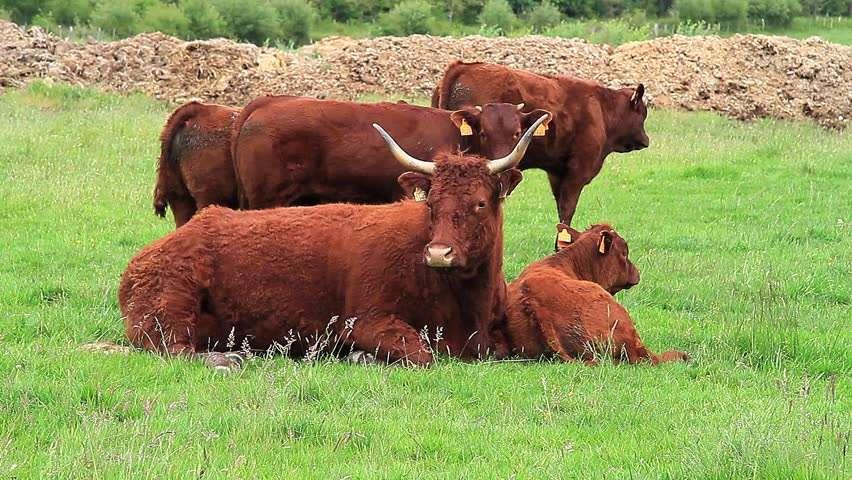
[[229, 95, 285, 208], [154, 101, 205, 217]]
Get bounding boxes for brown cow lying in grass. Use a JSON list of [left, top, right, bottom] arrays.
[[153, 101, 240, 227], [500, 224, 688, 365], [120, 115, 549, 370]]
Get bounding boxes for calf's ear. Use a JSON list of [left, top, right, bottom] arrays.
[[555, 223, 581, 250], [598, 230, 614, 254], [630, 84, 645, 109], [495, 169, 523, 199], [398, 172, 432, 201], [450, 107, 481, 136]]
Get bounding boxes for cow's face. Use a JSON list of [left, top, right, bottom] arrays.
[[400, 159, 523, 270], [375, 115, 549, 272], [612, 84, 650, 153], [555, 224, 640, 294], [451, 103, 552, 159]]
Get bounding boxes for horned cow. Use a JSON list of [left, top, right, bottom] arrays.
[[119, 115, 549, 367]]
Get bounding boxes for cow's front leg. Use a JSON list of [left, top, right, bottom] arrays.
[[349, 315, 433, 366], [549, 173, 588, 226]]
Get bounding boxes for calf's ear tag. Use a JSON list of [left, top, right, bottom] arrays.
[[413, 187, 427, 202], [598, 236, 607, 254], [459, 118, 473, 136], [533, 121, 548, 137], [557, 229, 572, 244]]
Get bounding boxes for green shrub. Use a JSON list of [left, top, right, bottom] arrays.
[[213, 0, 280, 44], [748, 0, 801, 27], [314, 0, 359, 22], [274, 0, 316, 45], [676, 0, 716, 22], [714, 0, 748, 27], [91, 0, 140, 37], [180, 0, 228, 39], [433, 0, 483, 24], [551, 0, 597, 17], [479, 0, 516, 32], [140, 2, 189, 36], [544, 18, 651, 43], [42, 0, 94, 26], [528, 0, 562, 32], [377, 0, 435, 35]]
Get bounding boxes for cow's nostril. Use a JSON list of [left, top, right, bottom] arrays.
[[425, 244, 455, 267]]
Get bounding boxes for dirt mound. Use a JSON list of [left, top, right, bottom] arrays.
[[1, 21, 849, 128]]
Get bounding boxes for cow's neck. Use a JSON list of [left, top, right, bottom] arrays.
[[597, 86, 622, 154], [545, 242, 601, 284]]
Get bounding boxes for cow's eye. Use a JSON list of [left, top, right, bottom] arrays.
[[477, 200, 487, 209]]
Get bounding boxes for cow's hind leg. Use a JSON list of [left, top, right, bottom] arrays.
[[349, 315, 433, 367]]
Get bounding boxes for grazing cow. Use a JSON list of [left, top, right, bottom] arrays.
[[231, 95, 550, 209], [119, 115, 549, 368], [433, 61, 650, 225], [153, 101, 240, 227], [500, 224, 688, 365]]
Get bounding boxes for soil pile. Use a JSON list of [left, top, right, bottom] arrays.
[[1, 21, 849, 128]]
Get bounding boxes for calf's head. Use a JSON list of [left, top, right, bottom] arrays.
[[450, 103, 552, 159], [611, 84, 650, 153], [555, 223, 640, 294], [374, 114, 550, 271]]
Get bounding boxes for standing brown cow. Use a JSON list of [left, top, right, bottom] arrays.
[[231, 95, 550, 209], [433, 61, 650, 225], [500, 224, 688, 364], [119, 116, 549, 368], [153, 101, 240, 227]]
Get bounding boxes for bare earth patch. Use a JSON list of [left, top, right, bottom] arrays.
[[1, 21, 849, 127]]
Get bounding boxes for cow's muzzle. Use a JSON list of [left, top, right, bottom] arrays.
[[424, 243, 456, 268]]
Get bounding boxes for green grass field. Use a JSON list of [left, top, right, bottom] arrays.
[[1, 83, 850, 478]]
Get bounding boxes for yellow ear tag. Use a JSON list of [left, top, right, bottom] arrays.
[[557, 229, 572, 244], [598, 236, 607, 254], [533, 121, 548, 137], [459, 118, 473, 136], [413, 187, 426, 202]]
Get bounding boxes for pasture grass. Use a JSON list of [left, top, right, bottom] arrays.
[[1, 83, 850, 478]]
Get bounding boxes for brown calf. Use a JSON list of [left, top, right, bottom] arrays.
[[433, 61, 649, 225], [501, 224, 688, 365], [153, 101, 240, 227], [231, 95, 549, 209], [119, 115, 549, 367]]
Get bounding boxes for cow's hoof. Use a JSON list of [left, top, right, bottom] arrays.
[[345, 351, 376, 365], [200, 352, 244, 373]]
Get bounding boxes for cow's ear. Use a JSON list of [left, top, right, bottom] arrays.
[[495, 169, 523, 199], [555, 223, 581, 251], [630, 84, 645, 110], [398, 172, 432, 201], [598, 230, 614, 254], [522, 109, 553, 136], [450, 107, 481, 136]]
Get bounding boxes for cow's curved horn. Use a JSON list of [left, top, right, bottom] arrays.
[[372, 124, 435, 175], [516, 103, 525, 110], [487, 113, 550, 174]]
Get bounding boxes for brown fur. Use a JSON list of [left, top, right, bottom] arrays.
[[500, 224, 688, 365], [433, 61, 650, 225], [120, 152, 524, 366], [154, 101, 240, 227], [231, 95, 548, 209]]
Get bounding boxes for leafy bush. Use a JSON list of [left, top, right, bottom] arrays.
[[528, 0, 563, 32], [377, 0, 435, 35], [748, 0, 801, 27], [545, 17, 651, 43], [274, 0, 316, 45], [479, 0, 516, 32], [140, 2, 189, 36], [43, 0, 94, 26], [676, 0, 748, 27], [314, 0, 359, 22], [433, 0, 483, 24], [551, 0, 598, 17], [213, 0, 280, 44], [91, 0, 140, 37], [180, 0, 228, 39]]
